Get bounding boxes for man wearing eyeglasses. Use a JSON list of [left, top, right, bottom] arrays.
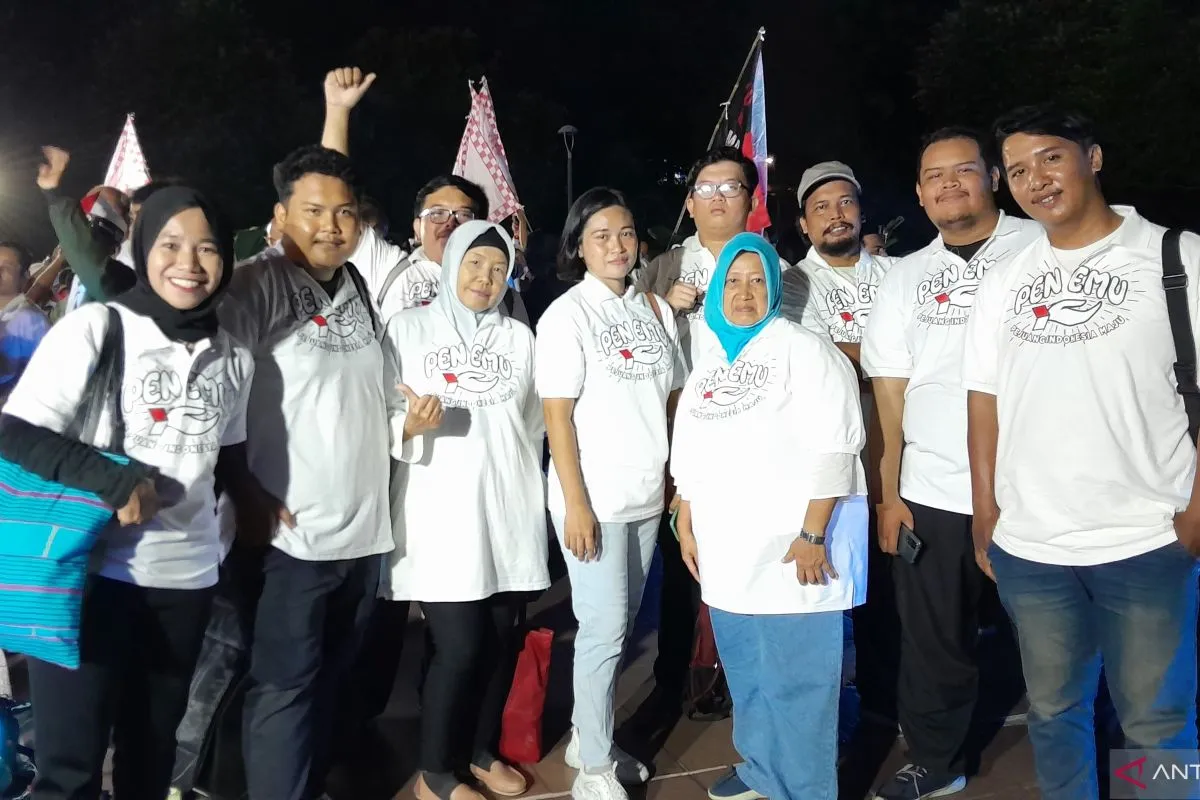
[[383, 176, 491, 312], [318, 68, 526, 327], [634, 146, 778, 726], [637, 146, 771, 372]]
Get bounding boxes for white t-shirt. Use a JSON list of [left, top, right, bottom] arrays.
[[380, 308, 550, 602], [218, 251, 401, 562], [862, 212, 1041, 514], [781, 248, 894, 343], [348, 226, 412, 322], [963, 207, 1200, 565], [3, 303, 254, 589], [379, 243, 531, 327], [673, 236, 719, 371], [535, 274, 686, 523], [671, 318, 867, 615], [386, 248, 442, 314]]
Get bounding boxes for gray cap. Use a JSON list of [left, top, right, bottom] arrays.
[[797, 161, 862, 208]]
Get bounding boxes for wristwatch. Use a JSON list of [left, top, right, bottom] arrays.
[[796, 529, 827, 545]]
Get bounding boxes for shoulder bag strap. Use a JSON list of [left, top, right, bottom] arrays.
[[1162, 229, 1200, 444], [343, 262, 381, 337], [644, 291, 665, 328], [67, 305, 127, 452]]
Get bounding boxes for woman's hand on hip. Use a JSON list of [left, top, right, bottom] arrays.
[[565, 502, 599, 562], [783, 538, 838, 586]]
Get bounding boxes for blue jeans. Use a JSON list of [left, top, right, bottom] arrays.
[[553, 513, 659, 769], [990, 541, 1199, 800], [709, 608, 841, 800]]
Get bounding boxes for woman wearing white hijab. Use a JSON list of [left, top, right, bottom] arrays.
[[382, 220, 549, 800]]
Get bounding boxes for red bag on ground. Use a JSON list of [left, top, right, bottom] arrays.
[[691, 603, 718, 670], [499, 627, 554, 764]]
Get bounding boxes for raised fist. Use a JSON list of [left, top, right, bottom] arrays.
[[324, 66, 377, 110], [37, 146, 70, 190]]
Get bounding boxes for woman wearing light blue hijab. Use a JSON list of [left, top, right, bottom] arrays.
[[670, 233, 868, 800]]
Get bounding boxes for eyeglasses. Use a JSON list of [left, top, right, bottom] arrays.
[[419, 207, 476, 225], [691, 180, 746, 200]]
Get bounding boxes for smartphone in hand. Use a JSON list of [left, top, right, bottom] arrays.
[[897, 523, 924, 565]]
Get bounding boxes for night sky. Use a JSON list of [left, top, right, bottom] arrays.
[[0, 0, 1027, 257]]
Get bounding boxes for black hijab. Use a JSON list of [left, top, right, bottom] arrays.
[[113, 186, 234, 343]]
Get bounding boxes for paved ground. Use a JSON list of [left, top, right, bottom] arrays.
[[326, 551, 1045, 800], [4, 548, 1045, 799]]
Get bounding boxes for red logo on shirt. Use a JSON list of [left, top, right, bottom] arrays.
[[690, 358, 773, 420], [312, 314, 327, 327], [422, 344, 516, 407]]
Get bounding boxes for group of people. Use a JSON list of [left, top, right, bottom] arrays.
[[0, 63, 1197, 800]]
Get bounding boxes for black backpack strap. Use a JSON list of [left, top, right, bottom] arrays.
[[1163, 229, 1200, 444], [343, 261, 381, 338]]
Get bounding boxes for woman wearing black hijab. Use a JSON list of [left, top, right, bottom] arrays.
[[0, 186, 257, 800]]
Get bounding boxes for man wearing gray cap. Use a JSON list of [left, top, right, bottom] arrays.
[[782, 160, 901, 738], [783, 161, 894, 363]]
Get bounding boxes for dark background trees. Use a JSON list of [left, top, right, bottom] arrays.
[[914, 0, 1200, 228], [0, 0, 1196, 258]]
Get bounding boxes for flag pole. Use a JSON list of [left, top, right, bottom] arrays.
[[669, 27, 765, 242]]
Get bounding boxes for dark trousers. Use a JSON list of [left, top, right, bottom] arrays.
[[892, 500, 983, 776], [347, 598, 412, 724], [853, 506, 901, 719], [651, 513, 702, 702], [420, 593, 524, 777], [29, 575, 213, 800], [171, 544, 265, 792], [242, 549, 381, 800]]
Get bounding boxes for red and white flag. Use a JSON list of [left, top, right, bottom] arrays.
[[104, 113, 151, 195], [453, 79, 522, 223]]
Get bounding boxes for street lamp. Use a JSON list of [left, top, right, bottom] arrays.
[[765, 154, 776, 167], [558, 124, 578, 213]]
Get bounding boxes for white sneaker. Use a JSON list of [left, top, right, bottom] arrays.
[[564, 727, 650, 785], [571, 767, 629, 800]]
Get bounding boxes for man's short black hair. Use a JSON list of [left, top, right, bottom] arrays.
[[686, 146, 760, 196], [0, 241, 32, 274], [412, 175, 490, 221], [992, 105, 1097, 157], [918, 126, 995, 176], [273, 145, 359, 205]]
